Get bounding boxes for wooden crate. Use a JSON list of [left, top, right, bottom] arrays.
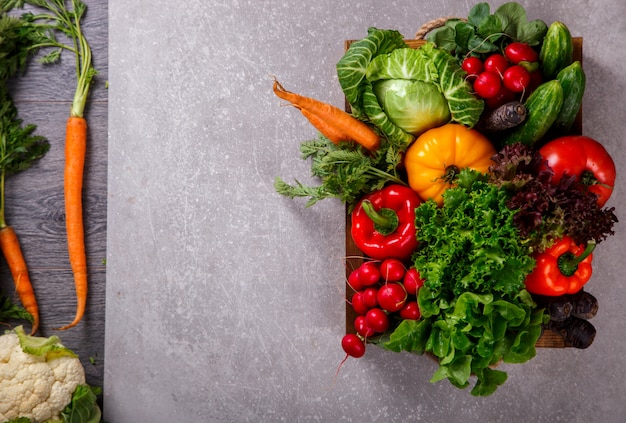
[[345, 38, 584, 348]]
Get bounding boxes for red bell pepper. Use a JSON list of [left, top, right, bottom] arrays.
[[539, 135, 616, 207], [350, 185, 421, 261], [525, 236, 595, 296]]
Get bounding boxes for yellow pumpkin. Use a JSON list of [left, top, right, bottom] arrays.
[[404, 123, 496, 205]]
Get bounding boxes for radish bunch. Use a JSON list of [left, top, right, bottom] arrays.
[[341, 259, 425, 359], [462, 42, 543, 109]]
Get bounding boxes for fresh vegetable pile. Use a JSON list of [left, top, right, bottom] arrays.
[[273, 2, 617, 396]]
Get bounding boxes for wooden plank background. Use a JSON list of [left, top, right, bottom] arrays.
[[1, 0, 108, 391]]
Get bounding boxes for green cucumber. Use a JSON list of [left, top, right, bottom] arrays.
[[552, 61, 585, 135], [540, 21, 573, 80], [500, 80, 564, 146]]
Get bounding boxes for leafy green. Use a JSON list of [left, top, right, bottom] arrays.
[[423, 43, 484, 127], [367, 44, 483, 133], [0, 12, 40, 80], [336, 27, 407, 121], [0, 291, 32, 322], [489, 143, 618, 250], [412, 169, 535, 297], [337, 28, 483, 147], [371, 78, 450, 135], [0, 84, 49, 228], [427, 2, 548, 60], [61, 385, 102, 423], [1, 0, 97, 118], [0, 85, 48, 174], [274, 135, 405, 208], [382, 169, 544, 396], [14, 325, 77, 359]]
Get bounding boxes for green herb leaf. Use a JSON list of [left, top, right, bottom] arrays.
[[275, 135, 405, 208], [471, 367, 508, 396], [0, 291, 33, 322], [384, 318, 432, 354], [61, 384, 102, 423], [494, 2, 547, 45], [427, 2, 547, 61], [467, 3, 490, 28]]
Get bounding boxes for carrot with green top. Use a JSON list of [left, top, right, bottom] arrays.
[[2, 0, 98, 329]]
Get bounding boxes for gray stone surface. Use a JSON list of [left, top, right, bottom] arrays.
[[105, 0, 626, 421]]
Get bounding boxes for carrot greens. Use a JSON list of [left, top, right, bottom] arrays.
[[275, 135, 405, 208], [0, 0, 97, 118]]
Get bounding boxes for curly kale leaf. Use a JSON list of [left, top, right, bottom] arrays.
[[412, 169, 535, 298]]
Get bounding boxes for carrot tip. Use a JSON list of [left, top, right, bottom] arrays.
[[56, 310, 84, 331], [56, 321, 80, 331]]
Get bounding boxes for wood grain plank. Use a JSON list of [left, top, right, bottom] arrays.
[[0, 0, 108, 392]]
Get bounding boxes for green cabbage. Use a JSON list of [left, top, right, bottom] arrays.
[[371, 79, 450, 135], [336, 28, 484, 147]]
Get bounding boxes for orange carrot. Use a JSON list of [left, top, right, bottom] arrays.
[[299, 108, 352, 144], [58, 116, 88, 331], [272, 79, 380, 151], [0, 226, 39, 334], [14, 1, 99, 330]]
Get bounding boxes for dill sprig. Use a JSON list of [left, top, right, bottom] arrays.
[[275, 135, 406, 209]]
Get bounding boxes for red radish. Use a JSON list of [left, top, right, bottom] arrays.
[[503, 65, 530, 93], [365, 308, 390, 333], [484, 53, 509, 75], [358, 261, 381, 286], [362, 287, 379, 308], [403, 268, 424, 295], [347, 268, 364, 291], [351, 292, 369, 315], [504, 42, 538, 64], [474, 71, 501, 99], [377, 283, 407, 312], [380, 258, 405, 282], [354, 315, 376, 338], [462, 56, 484, 79], [399, 301, 421, 320], [336, 334, 366, 376], [341, 334, 365, 358]]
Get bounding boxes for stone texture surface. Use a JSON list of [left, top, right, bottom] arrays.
[[105, 1, 626, 421]]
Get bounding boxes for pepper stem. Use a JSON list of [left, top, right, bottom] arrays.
[[580, 170, 613, 190], [557, 240, 596, 277], [360, 200, 399, 236], [443, 165, 461, 183]]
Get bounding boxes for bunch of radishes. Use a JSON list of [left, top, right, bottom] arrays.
[[341, 258, 424, 359], [462, 42, 542, 109]]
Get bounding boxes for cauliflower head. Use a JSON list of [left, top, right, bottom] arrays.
[[0, 326, 86, 423]]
